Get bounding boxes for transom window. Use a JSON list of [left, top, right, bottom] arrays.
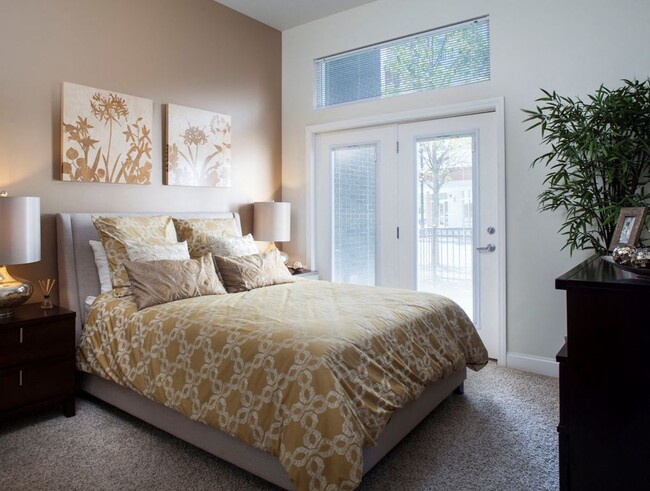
[[314, 17, 490, 108]]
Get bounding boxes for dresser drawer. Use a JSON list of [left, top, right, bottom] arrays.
[[0, 319, 75, 367], [0, 356, 75, 412]]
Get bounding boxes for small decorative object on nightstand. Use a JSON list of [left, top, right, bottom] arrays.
[[38, 278, 56, 310], [0, 304, 76, 419], [289, 268, 319, 280]]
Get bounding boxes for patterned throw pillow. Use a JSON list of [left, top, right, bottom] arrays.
[[123, 254, 226, 310], [206, 234, 258, 257], [125, 240, 190, 262], [173, 218, 240, 258], [214, 249, 295, 293], [92, 215, 178, 297]]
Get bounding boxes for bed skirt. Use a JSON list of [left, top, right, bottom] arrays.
[[78, 366, 465, 490]]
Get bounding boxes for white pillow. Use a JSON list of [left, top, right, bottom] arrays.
[[206, 234, 258, 257], [84, 295, 97, 319], [124, 240, 190, 262], [89, 240, 112, 293]]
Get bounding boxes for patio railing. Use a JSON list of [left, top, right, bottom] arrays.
[[418, 227, 473, 283]]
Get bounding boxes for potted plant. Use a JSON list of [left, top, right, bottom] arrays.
[[523, 79, 650, 253]]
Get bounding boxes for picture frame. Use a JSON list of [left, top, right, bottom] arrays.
[[609, 207, 648, 250]]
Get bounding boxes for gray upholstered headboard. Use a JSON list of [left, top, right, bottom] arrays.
[[56, 212, 241, 342]]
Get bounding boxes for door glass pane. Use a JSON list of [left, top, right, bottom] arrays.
[[416, 135, 474, 319], [332, 144, 377, 285]]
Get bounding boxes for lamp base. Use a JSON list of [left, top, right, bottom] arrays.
[[0, 265, 33, 317], [263, 243, 289, 264]]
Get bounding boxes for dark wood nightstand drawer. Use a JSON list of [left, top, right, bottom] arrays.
[[0, 319, 75, 367], [0, 356, 75, 412]]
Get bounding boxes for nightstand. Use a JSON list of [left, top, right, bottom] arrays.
[[0, 304, 76, 419], [291, 269, 319, 280]]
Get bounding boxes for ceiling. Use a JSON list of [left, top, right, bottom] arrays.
[[214, 0, 377, 31]]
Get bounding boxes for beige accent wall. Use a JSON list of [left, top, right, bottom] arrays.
[[0, 0, 281, 303]]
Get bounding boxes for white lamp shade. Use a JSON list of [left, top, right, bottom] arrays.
[[254, 202, 291, 242], [0, 196, 41, 265]]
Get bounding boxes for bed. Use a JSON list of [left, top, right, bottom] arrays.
[[56, 211, 487, 490]]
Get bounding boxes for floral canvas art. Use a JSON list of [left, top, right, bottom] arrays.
[[61, 82, 153, 184], [165, 104, 231, 187]]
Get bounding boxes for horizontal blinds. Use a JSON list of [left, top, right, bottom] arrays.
[[315, 17, 490, 108]]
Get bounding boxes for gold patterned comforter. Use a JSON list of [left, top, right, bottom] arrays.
[[78, 280, 487, 490]]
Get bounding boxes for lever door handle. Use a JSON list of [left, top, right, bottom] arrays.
[[476, 243, 496, 253]]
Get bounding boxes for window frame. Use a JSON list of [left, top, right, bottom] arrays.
[[314, 16, 490, 110]]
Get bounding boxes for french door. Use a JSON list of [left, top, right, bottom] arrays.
[[315, 125, 398, 287], [315, 111, 501, 358]]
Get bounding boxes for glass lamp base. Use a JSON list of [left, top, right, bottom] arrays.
[[0, 265, 33, 316]]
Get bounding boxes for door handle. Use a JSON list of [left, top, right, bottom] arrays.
[[476, 243, 496, 253]]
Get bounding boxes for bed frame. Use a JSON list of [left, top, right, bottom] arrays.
[[56, 212, 465, 490]]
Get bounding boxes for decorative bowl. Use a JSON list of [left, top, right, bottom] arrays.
[[602, 255, 650, 278]]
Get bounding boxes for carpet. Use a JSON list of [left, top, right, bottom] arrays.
[[0, 362, 558, 490]]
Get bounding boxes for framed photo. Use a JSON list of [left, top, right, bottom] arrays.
[[610, 207, 648, 249]]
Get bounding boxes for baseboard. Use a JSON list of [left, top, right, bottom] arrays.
[[506, 352, 558, 377]]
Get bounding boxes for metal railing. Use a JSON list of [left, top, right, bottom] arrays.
[[418, 227, 473, 283]]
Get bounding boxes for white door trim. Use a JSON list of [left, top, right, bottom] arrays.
[[305, 97, 507, 366]]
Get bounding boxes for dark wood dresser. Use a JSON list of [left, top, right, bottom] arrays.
[[0, 304, 76, 419], [556, 255, 650, 490]]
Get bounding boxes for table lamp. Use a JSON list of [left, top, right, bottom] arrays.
[[254, 201, 291, 263], [0, 195, 41, 317]]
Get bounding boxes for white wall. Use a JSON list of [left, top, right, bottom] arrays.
[[282, 0, 650, 361]]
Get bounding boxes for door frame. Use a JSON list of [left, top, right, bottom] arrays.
[[305, 97, 507, 365]]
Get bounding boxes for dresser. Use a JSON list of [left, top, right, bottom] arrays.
[[555, 255, 650, 489], [0, 304, 76, 419]]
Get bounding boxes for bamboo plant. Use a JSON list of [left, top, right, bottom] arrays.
[[523, 79, 650, 253]]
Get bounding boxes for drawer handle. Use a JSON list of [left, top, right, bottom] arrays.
[[20, 327, 23, 344], [19, 370, 23, 387]]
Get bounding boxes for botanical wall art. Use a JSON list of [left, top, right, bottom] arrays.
[[61, 82, 153, 184], [165, 104, 231, 187]]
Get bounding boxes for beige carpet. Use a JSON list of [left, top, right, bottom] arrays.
[[0, 362, 558, 490]]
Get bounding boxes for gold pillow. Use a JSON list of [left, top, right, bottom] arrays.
[[123, 254, 226, 310], [214, 249, 294, 293], [173, 217, 240, 258], [92, 215, 178, 297]]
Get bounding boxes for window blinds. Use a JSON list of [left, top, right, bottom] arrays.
[[315, 17, 490, 108]]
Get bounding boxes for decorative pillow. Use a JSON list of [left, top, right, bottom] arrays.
[[125, 240, 190, 262], [89, 240, 112, 293], [92, 215, 177, 297], [123, 254, 226, 310], [84, 296, 97, 319], [206, 233, 258, 257], [214, 249, 295, 293], [173, 217, 240, 258]]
